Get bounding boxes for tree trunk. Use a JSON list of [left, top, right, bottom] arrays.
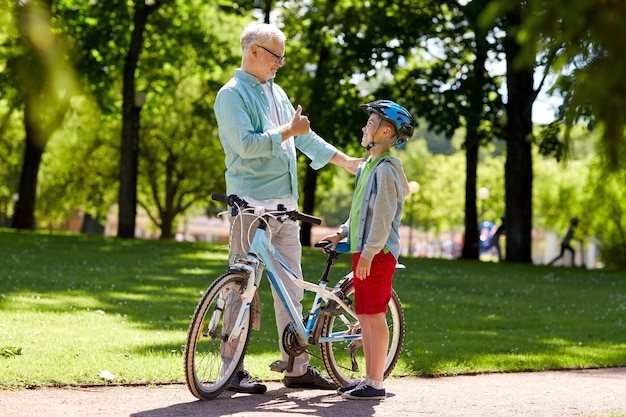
[[160, 212, 174, 239], [12, 101, 42, 230], [504, 7, 534, 263], [460, 17, 490, 260], [117, 2, 152, 239], [159, 153, 177, 240], [300, 166, 318, 246], [461, 142, 480, 259]]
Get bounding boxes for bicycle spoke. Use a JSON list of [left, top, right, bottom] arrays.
[[184, 274, 251, 400], [320, 281, 405, 387]]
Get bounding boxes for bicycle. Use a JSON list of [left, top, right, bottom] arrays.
[[183, 194, 405, 400]]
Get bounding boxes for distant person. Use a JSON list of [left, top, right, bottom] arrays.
[[486, 215, 506, 261], [548, 217, 579, 266]]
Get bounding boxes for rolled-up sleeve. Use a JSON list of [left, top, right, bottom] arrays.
[[295, 131, 338, 170]]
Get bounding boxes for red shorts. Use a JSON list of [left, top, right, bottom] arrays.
[[351, 250, 396, 314]]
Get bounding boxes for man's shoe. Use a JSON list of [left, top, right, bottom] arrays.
[[342, 383, 386, 400], [337, 378, 363, 394], [283, 366, 338, 390], [228, 370, 267, 394]]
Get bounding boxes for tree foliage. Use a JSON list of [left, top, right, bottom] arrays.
[[1, 0, 624, 267], [275, 0, 436, 244], [489, 0, 626, 170], [380, 0, 506, 260], [5, 0, 78, 229]]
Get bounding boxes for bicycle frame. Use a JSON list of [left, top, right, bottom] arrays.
[[184, 194, 405, 399], [228, 211, 361, 349]]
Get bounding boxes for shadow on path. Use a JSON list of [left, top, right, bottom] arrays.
[[130, 385, 381, 417]]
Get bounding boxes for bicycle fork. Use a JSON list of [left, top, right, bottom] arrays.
[[222, 254, 264, 342]]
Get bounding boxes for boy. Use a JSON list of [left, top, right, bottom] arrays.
[[321, 100, 415, 400]]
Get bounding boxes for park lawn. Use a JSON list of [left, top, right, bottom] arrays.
[[1, 228, 625, 388]]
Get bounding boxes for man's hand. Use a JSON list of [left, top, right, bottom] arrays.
[[282, 105, 310, 140], [343, 157, 361, 174], [330, 153, 361, 175]]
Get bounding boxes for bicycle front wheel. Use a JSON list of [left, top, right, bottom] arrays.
[[320, 278, 405, 387], [184, 272, 252, 400]]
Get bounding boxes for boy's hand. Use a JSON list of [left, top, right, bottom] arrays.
[[318, 232, 341, 251], [355, 256, 372, 280]]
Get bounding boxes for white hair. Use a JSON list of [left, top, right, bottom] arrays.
[[240, 22, 286, 51]]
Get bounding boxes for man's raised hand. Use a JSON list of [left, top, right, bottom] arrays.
[[287, 104, 311, 137]]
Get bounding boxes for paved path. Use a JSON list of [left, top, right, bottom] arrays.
[[1, 368, 626, 417]]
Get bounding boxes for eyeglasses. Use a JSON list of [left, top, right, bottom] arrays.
[[255, 44, 286, 65]]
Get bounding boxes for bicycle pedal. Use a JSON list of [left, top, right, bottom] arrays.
[[269, 360, 288, 373]]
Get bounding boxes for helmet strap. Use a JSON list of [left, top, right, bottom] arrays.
[[365, 115, 388, 151], [364, 117, 383, 150], [363, 116, 405, 149], [372, 136, 399, 148]]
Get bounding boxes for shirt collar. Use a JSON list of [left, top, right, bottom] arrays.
[[235, 69, 275, 89]]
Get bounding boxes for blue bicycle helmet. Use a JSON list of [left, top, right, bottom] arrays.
[[360, 100, 416, 142]]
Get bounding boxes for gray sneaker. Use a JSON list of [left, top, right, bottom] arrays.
[[227, 370, 267, 394], [283, 366, 337, 390]]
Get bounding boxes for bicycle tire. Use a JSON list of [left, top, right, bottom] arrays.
[[184, 272, 252, 400], [320, 279, 405, 387]]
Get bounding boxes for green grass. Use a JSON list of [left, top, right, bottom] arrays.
[[1, 228, 625, 389]]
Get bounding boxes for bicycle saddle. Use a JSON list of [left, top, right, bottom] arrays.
[[315, 241, 350, 254]]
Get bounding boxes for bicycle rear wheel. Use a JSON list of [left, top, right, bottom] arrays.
[[320, 278, 405, 387], [184, 272, 252, 399]]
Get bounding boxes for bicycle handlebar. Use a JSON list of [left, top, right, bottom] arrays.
[[212, 193, 249, 208], [212, 194, 323, 226]]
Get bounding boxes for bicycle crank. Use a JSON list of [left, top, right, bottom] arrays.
[[269, 322, 312, 373]]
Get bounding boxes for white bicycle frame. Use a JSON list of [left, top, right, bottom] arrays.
[[226, 212, 361, 348]]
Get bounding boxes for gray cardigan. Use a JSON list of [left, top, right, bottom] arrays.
[[337, 155, 409, 260]]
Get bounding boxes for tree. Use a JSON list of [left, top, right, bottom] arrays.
[[117, 1, 163, 238], [486, 0, 626, 263], [386, 0, 506, 259], [500, 5, 534, 263], [36, 98, 119, 228], [129, 2, 250, 238], [494, 0, 626, 171], [8, 0, 76, 230], [40, 0, 229, 238]]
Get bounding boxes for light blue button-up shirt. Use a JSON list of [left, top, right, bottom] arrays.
[[214, 69, 338, 202]]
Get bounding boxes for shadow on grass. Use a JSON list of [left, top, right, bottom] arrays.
[[395, 258, 626, 374], [2, 229, 626, 379], [1, 229, 230, 329]]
